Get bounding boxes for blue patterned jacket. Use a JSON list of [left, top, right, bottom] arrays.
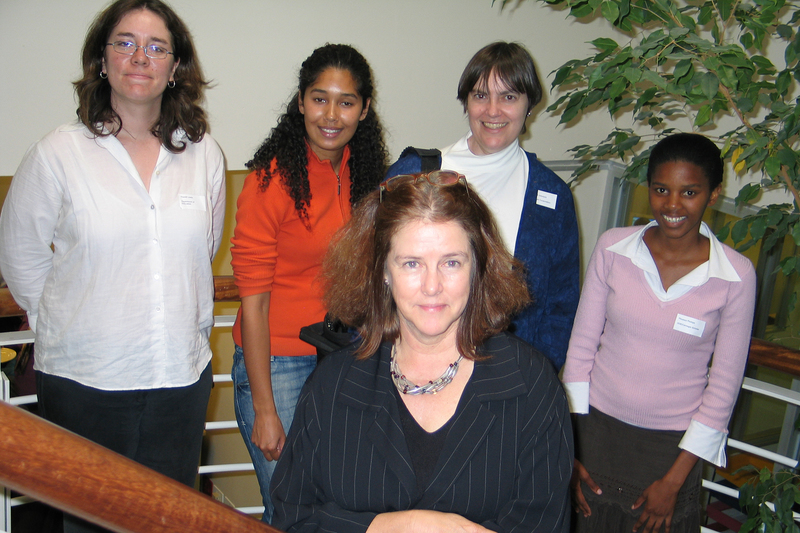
[[385, 151, 580, 370]]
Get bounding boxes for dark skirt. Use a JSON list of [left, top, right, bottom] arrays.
[[573, 408, 702, 533]]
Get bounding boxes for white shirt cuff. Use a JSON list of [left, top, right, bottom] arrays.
[[679, 419, 727, 467], [563, 381, 589, 414]]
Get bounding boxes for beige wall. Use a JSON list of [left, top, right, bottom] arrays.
[[0, 0, 620, 175]]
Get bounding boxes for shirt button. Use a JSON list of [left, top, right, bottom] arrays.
[[154, 274, 160, 280], [156, 306, 161, 312], [150, 205, 155, 210]]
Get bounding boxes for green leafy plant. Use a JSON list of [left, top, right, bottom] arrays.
[[738, 466, 800, 532], [496, 0, 799, 284]]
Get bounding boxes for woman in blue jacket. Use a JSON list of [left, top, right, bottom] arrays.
[[386, 41, 579, 369]]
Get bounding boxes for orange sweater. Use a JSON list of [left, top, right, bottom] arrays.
[[231, 146, 352, 355]]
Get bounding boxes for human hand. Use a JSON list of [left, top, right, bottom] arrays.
[[631, 477, 681, 533], [251, 410, 285, 462], [571, 458, 601, 517], [367, 510, 493, 533]]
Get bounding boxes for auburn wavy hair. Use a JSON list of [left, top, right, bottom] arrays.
[[247, 43, 389, 223], [322, 174, 530, 360]]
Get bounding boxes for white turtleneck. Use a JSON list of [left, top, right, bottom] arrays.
[[440, 132, 528, 253]]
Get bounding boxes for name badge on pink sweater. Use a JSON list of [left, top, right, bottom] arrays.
[[674, 314, 705, 337]]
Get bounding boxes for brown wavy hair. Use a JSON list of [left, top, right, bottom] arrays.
[[73, 0, 209, 152], [322, 174, 530, 360]]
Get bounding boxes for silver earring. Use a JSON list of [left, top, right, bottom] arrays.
[[384, 279, 389, 286], [526, 111, 531, 117], [167, 80, 176, 88], [100, 71, 108, 79]]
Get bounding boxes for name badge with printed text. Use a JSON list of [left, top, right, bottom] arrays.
[[536, 190, 558, 210], [179, 194, 206, 211], [673, 314, 706, 338]]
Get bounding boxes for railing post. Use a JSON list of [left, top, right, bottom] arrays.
[[1, 371, 10, 533]]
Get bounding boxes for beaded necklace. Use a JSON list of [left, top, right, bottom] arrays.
[[389, 344, 463, 395]]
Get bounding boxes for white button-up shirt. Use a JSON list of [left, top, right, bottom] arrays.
[[0, 122, 225, 390]]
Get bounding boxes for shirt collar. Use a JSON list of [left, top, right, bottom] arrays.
[[305, 141, 351, 171], [607, 220, 741, 284]]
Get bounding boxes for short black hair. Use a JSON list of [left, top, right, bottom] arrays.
[[647, 133, 723, 190]]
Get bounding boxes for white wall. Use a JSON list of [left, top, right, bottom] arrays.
[[0, 0, 618, 175]]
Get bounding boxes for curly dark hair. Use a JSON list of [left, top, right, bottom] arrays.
[[247, 43, 389, 223], [73, 0, 209, 153], [322, 173, 530, 360]]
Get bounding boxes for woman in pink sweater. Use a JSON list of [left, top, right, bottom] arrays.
[[562, 133, 756, 533]]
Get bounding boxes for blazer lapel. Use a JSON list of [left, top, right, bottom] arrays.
[[337, 343, 418, 497], [418, 388, 496, 507], [417, 334, 528, 507]]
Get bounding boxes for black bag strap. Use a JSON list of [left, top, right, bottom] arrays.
[[399, 146, 442, 173]]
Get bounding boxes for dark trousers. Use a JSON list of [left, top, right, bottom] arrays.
[[35, 364, 213, 533]]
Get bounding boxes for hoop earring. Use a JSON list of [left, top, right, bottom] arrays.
[[99, 71, 108, 79], [167, 80, 176, 89]]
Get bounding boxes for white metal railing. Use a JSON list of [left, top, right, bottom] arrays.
[[2, 325, 799, 531], [0, 314, 266, 526]]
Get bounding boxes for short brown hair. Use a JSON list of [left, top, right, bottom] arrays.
[[73, 0, 209, 152], [456, 41, 543, 115], [322, 174, 530, 360]]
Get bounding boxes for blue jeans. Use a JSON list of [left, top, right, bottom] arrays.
[[231, 345, 316, 523]]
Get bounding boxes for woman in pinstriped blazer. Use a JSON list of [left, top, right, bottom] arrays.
[[271, 171, 573, 533]]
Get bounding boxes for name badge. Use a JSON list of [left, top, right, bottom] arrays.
[[179, 194, 206, 211], [673, 314, 705, 337], [536, 190, 557, 210]]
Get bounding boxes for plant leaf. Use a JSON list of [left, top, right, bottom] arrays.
[[700, 72, 720, 100]]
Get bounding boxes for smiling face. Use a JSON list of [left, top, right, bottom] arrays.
[[102, 9, 178, 113], [386, 219, 473, 348], [299, 67, 370, 167], [648, 160, 721, 242], [466, 71, 529, 156]]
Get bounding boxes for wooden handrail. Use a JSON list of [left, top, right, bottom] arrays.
[[747, 337, 800, 379], [0, 400, 280, 533], [0, 276, 241, 318], [214, 275, 240, 301], [0, 276, 800, 377], [0, 287, 23, 317], [3, 280, 800, 377]]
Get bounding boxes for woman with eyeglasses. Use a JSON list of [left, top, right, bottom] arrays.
[[387, 41, 579, 371], [271, 171, 573, 533], [0, 1, 223, 530], [229, 43, 388, 523]]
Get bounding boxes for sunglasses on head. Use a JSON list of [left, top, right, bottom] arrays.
[[379, 170, 468, 202]]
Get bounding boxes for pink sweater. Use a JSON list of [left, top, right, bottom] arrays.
[[562, 226, 756, 433]]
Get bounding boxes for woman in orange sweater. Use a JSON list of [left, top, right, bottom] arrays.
[[230, 43, 388, 523]]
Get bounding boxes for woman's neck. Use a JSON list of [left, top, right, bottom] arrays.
[[394, 332, 460, 375], [111, 97, 162, 141]]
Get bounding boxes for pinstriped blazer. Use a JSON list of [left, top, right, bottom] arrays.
[[271, 332, 574, 532]]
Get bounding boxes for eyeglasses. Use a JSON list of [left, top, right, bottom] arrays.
[[106, 41, 174, 59], [379, 170, 468, 202]]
